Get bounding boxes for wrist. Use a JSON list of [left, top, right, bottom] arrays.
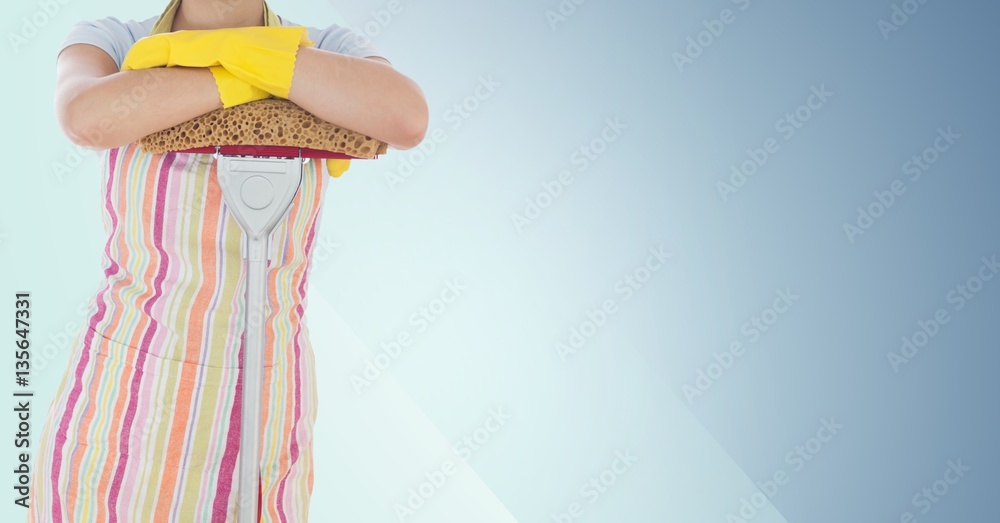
[[210, 66, 271, 108]]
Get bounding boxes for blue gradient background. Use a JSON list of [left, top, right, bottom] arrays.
[[2, 0, 998, 521]]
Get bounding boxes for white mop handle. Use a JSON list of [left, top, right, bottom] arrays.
[[214, 153, 303, 523], [237, 240, 268, 523]]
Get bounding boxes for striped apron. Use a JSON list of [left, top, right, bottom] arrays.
[[28, 136, 331, 520]]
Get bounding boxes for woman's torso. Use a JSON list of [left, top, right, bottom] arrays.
[[85, 142, 330, 370]]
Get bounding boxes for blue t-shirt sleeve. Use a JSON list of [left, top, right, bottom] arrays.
[[57, 17, 145, 69], [310, 24, 391, 64]]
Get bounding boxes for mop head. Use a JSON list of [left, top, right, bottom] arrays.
[[137, 99, 388, 159]]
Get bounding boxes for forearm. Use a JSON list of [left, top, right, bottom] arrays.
[[58, 67, 223, 150], [287, 47, 428, 150]]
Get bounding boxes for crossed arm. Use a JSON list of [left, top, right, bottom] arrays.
[[56, 43, 428, 151]]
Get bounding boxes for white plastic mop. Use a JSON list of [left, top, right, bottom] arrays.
[[216, 147, 303, 523]]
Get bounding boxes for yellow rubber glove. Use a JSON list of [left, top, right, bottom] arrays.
[[122, 26, 314, 99], [209, 66, 272, 108], [326, 159, 351, 178]]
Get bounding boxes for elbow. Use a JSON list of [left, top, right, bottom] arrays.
[[57, 92, 113, 150], [396, 117, 428, 151], [391, 91, 429, 150], [63, 120, 113, 151], [62, 124, 107, 151]]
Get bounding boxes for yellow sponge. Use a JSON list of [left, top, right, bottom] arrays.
[[138, 99, 388, 160]]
